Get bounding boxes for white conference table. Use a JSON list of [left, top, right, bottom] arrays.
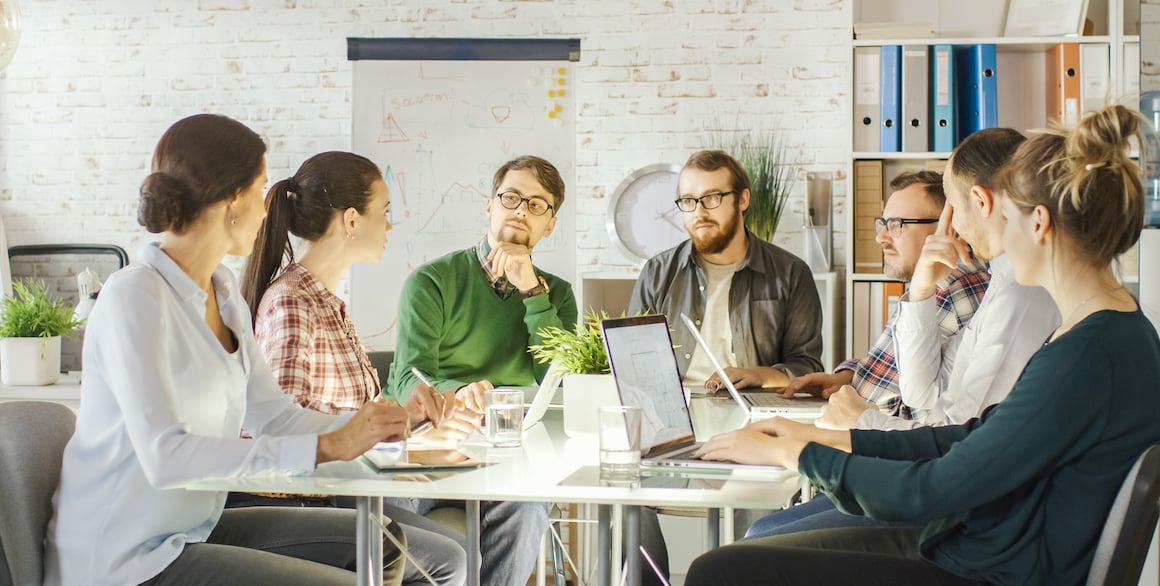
[[185, 395, 802, 586]]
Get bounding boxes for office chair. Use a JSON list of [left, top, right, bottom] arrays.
[[1086, 443, 1160, 586], [366, 350, 395, 387], [0, 401, 77, 585]]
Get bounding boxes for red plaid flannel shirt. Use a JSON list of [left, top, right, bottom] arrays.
[[254, 263, 379, 414]]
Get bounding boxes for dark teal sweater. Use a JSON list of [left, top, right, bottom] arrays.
[[802, 309, 1160, 585], [384, 248, 577, 401]]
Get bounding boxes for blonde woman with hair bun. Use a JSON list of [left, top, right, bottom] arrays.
[[684, 104, 1160, 586]]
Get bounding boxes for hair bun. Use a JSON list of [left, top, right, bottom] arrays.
[[138, 172, 189, 233], [1070, 105, 1141, 173]]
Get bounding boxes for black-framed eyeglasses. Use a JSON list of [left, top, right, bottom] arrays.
[[496, 191, 555, 216], [873, 216, 939, 237], [674, 191, 736, 212]]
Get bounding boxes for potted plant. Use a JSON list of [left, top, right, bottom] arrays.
[[530, 310, 621, 437], [0, 279, 84, 385], [708, 120, 797, 241]]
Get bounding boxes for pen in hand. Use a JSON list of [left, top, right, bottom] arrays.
[[409, 367, 440, 432]]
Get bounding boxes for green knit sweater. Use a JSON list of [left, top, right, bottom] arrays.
[[384, 247, 578, 401]]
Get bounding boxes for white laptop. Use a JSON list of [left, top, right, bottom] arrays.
[[522, 362, 564, 431], [600, 314, 778, 472], [679, 313, 825, 420]]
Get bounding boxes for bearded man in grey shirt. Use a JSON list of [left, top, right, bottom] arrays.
[[629, 149, 824, 390], [625, 149, 824, 586]]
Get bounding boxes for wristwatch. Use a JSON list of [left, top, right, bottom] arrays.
[[520, 276, 550, 299]]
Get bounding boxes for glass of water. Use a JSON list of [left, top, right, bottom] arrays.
[[485, 388, 524, 447], [599, 405, 641, 477]]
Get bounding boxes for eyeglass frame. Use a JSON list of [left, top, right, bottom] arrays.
[[674, 191, 737, 212], [495, 191, 556, 217], [873, 216, 939, 237]]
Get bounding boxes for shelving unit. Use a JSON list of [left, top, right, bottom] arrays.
[[846, 0, 1141, 357]]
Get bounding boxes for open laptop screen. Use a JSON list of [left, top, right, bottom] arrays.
[[601, 315, 694, 451]]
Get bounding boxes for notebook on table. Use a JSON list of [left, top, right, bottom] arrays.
[[678, 313, 825, 420], [362, 442, 487, 472], [599, 314, 780, 472]]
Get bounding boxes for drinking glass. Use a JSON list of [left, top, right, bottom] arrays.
[[485, 388, 524, 447], [599, 405, 641, 477]]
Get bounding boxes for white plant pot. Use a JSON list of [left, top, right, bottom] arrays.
[[562, 373, 622, 438], [0, 336, 62, 386]]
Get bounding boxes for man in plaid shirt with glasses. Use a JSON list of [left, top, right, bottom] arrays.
[[780, 170, 990, 418]]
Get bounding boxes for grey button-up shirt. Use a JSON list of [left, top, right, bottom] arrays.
[[628, 231, 824, 378]]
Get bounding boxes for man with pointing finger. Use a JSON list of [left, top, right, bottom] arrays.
[[385, 155, 578, 586]]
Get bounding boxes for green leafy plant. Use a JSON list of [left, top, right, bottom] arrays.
[[708, 119, 797, 241], [0, 279, 84, 338], [529, 309, 612, 375]]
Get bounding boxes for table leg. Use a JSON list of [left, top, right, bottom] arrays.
[[706, 508, 720, 549], [466, 500, 481, 586], [597, 504, 611, 586], [625, 506, 640, 586], [356, 496, 384, 586], [371, 497, 383, 581], [800, 475, 813, 503], [722, 506, 735, 546]]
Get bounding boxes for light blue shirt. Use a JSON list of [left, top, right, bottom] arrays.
[[43, 244, 348, 585]]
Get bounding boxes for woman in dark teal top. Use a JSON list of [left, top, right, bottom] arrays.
[[687, 105, 1160, 586]]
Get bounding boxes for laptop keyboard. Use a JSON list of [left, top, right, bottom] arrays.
[[745, 393, 799, 407]]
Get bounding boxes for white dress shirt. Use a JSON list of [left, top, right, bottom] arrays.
[[861, 255, 1061, 431], [43, 244, 347, 586]]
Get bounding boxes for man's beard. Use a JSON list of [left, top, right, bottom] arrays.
[[690, 207, 741, 255]]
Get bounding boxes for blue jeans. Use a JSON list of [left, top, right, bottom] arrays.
[[387, 497, 550, 586], [743, 493, 920, 540]]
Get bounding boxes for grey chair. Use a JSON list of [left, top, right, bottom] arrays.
[[1086, 443, 1160, 586], [0, 401, 76, 586], [366, 350, 395, 386]]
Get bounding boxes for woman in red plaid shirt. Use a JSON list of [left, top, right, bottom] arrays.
[[240, 151, 471, 586]]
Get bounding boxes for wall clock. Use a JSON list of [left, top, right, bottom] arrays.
[[606, 163, 687, 264]]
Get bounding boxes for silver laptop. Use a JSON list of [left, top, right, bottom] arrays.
[[600, 314, 777, 471], [679, 313, 825, 420]]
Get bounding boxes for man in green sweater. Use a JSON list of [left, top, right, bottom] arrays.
[[385, 154, 578, 586]]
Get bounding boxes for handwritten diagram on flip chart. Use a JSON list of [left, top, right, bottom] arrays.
[[349, 40, 578, 350]]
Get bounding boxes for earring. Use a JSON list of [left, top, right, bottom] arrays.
[[347, 232, 355, 240], [230, 217, 237, 226]]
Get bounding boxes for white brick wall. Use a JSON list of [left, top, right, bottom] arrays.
[[0, 0, 853, 281]]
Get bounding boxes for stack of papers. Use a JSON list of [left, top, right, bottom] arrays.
[[854, 21, 936, 40]]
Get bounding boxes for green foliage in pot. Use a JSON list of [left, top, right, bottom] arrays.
[[529, 309, 611, 375], [0, 279, 84, 338], [708, 120, 797, 241]]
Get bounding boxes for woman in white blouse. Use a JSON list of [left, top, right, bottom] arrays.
[[43, 113, 411, 586]]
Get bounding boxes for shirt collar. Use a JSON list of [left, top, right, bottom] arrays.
[[284, 262, 344, 310], [475, 238, 514, 300], [137, 242, 235, 308]]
